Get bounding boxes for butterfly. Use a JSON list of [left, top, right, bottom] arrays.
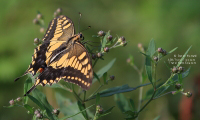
[[15, 15, 93, 96]]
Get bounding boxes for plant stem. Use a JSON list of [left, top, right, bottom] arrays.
[[85, 84, 104, 102], [156, 74, 175, 90], [93, 58, 99, 68], [138, 90, 156, 113], [132, 64, 143, 120], [153, 91, 173, 100]]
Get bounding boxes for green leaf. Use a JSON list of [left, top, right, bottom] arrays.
[[31, 88, 55, 120], [101, 106, 115, 115], [124, 110, 138, 120], [3, 105, 15, 108], [77, 101, 88, 120], [129, 99, 136, 111], [155, 67, 190, 98], [46, 83, 71, 92], [88, 82, 153, 100], [24, 77, 32, 104], [146, 39, 156, 57], [128, 55, 134, 65], [101, 31, 110, 51], [153, 115, 160, 120], [59, 104, 95, 120], [55, 92, 86, 120], [27, 95, 45, 110], [93, 72, 101, 83], [168, 47, 178, 54], [24, 104, 34, 114], [114, 94, 131, 112], [178, 74, 182, 84], [93, 58, 116, 84], [176, 46, 192, 67], [145, 56, 153, 85], [103, 72, 108, 84], [145, 39, 156, 85], [96, 93, 100, 105]]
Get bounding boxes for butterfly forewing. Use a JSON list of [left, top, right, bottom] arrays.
[[26, 15, 75, 75]]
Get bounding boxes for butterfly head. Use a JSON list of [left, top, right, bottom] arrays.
[[78, 32, 84, 40]]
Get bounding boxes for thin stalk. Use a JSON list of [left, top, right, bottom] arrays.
[[84, 91, 86, 101], [72, 85, 83, 103], [157, 74, 175, 90], [138, 90, 156, 113], [85, 84, 104, 102], [132, 64, 143, 120], [153, 91, 173, 100], [93, 58, 99, 68]]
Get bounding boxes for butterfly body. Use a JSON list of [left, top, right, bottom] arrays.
[[15, 15, 93, 96]]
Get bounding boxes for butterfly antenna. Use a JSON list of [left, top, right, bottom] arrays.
[[78, 12, 82, 33], [80, 26, 91, 32], [14, 72, 28, 82]]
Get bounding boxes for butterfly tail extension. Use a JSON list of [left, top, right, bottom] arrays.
[[24, 85, 36, 96], [24, 78, 41, 96]]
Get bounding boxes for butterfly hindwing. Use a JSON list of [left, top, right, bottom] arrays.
[[28, 41, 93, 93]]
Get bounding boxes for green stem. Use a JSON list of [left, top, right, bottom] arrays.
[[84, 91, 86, 101], [59, 104, 95, 120], [138, 90, 156, 113], [157, 74, 175, 90], [93, 58, 99, 68], [85, 84, 104, 102], [72, 85, 83, 103], [153, 91, 173, 100]]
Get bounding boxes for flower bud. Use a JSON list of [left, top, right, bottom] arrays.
[[154, 56, 158, 62], [178, 66, 184, 72], [33, 18, 39, 24], [52, 109, 60, 115], [37, 13, 43, 19], [186, 92, 192, 98], [157, 48, 163, 53], [92, 54, 96, 60], [172, 67, 178, 73], [27, 111, 30, 114], [98, 107, 104, 114], [119, 36, 125, 41], [34, 110, 39, 115], [97, 52, 102, 58], [110, 75, 115, 80], [16, 97, 21, 102], [9, 99, 15, 105], [126, 58, 131, 63], [34, 38, 40, 44], [121, 41, 127, 46], [138, 43, 143, 49], [36, 113, 42, 119], [138, 43, 144, 52], [98, 30, 105, 37], [175, 83, 181, 90], [96, 105, 101, 110], [54, 11, 58, 17], [162, 50, 167, 55], [107, 35, 113, 41], [172, 91, 176, 95], [40, 27, 45, 33], [104, 47, 109, 52], [56, 8, 62, 14]]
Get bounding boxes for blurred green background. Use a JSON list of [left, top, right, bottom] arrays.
[[1, 0, 200, 120]]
